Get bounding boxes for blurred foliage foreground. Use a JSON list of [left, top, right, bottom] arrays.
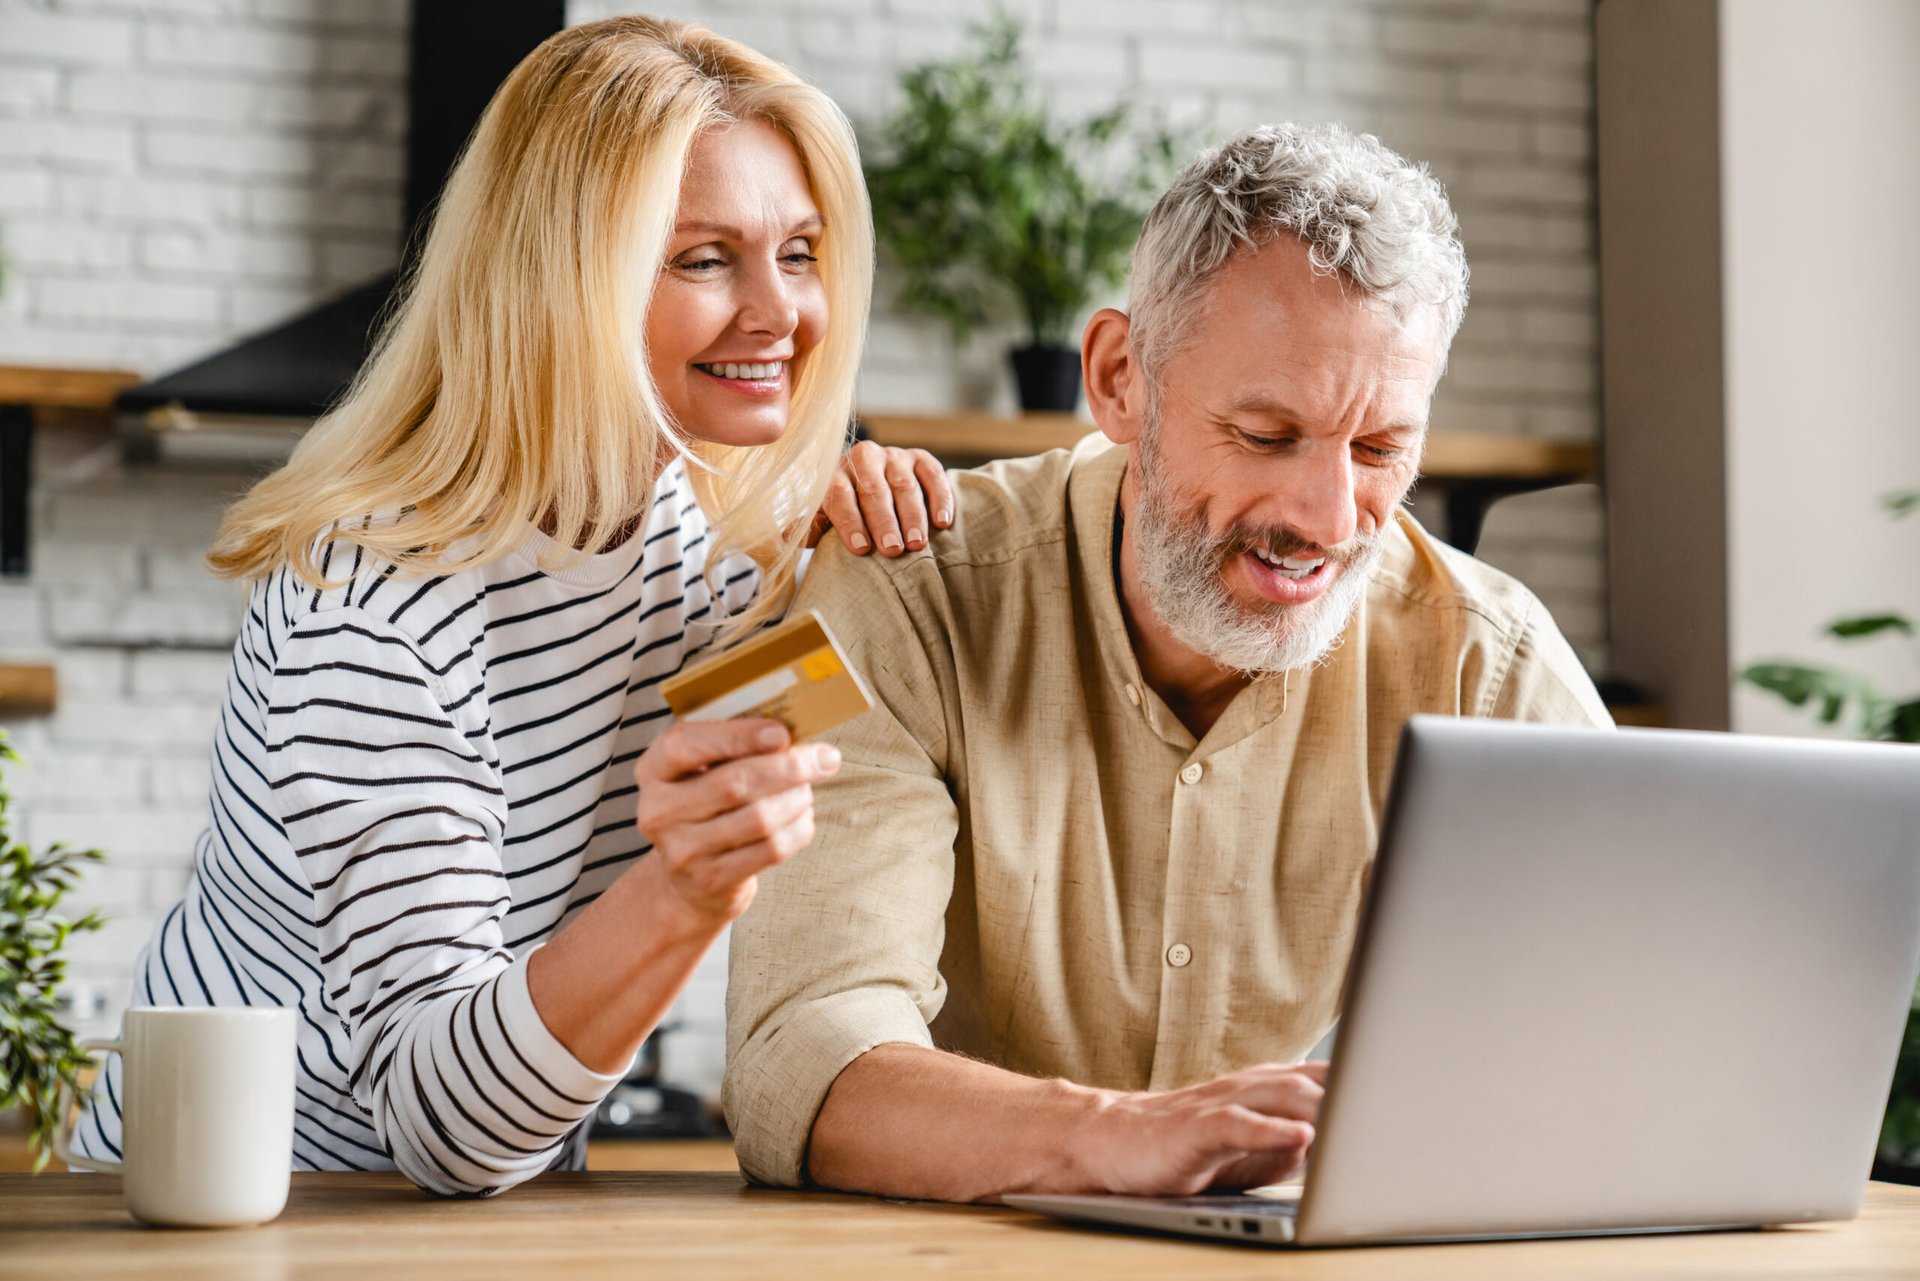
[[1740, 487, 1920, 1167], [1, 731, 106, 1171]]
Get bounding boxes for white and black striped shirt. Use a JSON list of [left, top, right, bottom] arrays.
[[74, 460, 759, 1195]]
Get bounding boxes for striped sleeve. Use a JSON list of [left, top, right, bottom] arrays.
[[265, 606, 622, 1196]]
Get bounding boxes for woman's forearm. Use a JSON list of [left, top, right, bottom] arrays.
[[525, 856, 721, 1074]]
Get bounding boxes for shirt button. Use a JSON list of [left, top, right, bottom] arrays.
[[1180, 762, 1204, 785], [1124, 683, 1141, 707], [1167, 943, 1193, 967]]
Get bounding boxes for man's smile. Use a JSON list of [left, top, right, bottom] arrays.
[[1238, 548, 1336, 606]]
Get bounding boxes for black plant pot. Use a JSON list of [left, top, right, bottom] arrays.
[[1009, 343, 1082, 414]]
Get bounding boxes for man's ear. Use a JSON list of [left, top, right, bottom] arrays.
[[1083, 308, 1148, 446]]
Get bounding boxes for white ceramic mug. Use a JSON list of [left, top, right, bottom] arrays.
[[54, 1006, 297, 1227]]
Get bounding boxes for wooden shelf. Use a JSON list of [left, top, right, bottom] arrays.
[[2, 365, 146, 579], [0, 663, 57, 716], [0, 366, 141, 414], [858, 411, 1089, 462]]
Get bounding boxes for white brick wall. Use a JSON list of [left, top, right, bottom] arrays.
[[1, 0, 1605, 1098], [0, 0, 408, 370], [0, 451, 248, 1039]]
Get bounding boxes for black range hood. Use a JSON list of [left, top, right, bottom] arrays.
[[116, 1, 566, 423]]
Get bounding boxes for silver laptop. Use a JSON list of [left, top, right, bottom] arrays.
[[1008, 716, 1920, 1247]]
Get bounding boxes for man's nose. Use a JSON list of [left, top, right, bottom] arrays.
[[735, 259, 799, 338], [1279, 445, 1359, 550]]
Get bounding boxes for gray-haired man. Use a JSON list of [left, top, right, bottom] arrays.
[[723, 124, 1610, 1201]]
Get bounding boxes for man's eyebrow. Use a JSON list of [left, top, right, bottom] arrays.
[[673, 214, 825, 238], [1221, 395, 1427, 435], [1221, 394, 1304, 421]]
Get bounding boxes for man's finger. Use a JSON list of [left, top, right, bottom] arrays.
[[643, 719, 789, 783], [1217, 1060, 1330, 1091], [1215, 1072, 1325, 1124], [1202, 1106, 1315, 1164]]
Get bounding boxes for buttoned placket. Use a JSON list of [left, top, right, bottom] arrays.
[[1148, 671, 1299, 1090]]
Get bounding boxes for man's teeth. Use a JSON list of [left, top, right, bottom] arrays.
[[1254, 549, 1326, 580], [699, 361, 783, 380]]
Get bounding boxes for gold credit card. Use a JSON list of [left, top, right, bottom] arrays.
[[661, 609, 873, 741]]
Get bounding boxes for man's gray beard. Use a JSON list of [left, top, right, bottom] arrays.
[[1130, 422, 1388, 676]]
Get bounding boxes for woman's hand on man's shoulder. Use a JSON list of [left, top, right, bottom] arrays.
[[808, 440, 954, 559]]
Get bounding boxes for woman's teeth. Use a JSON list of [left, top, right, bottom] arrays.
[[698, 361, 783, 380], [1253, 549, 1326, 580]]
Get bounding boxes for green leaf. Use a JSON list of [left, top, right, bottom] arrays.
[[1883, 489, 1920, 519], [1737, 662, 1888, 734], [1880, 699, 1920, 745], [1828, 614, 1914, 640]]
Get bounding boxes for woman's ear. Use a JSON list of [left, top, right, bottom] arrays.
[[1082, 308, 1148, 447]]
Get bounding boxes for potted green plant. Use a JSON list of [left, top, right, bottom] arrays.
[[864, 16, 1181, 413], [1740, 486, 1920, 1184], [0, 730, 106, 1171]]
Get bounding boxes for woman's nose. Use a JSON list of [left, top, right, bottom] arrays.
[[734, 260, 799, 338]]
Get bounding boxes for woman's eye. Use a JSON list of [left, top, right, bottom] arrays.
[[782, 249, 819, 268], [677, 256, 724, 273]]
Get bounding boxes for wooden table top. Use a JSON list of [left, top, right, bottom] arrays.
[[0, 1135, 738, 1176], [859, 412, 1597, 482], [3, 1171, 1917, 1280]]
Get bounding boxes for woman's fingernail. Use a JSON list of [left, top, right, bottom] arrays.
[[815, 745, 841, 770], [936, 509, 952, 526], [758, 726, 785, 750], [850, 533, 870, 552], [906, 527, 924, 547], [881, 533, 903, 553]]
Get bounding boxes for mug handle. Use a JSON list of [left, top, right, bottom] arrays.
[[52, 1038, 124, 1174]]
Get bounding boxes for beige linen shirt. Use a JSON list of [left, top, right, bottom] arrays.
[[724, 438, 1610, 1187]]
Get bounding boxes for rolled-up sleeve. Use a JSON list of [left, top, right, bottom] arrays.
[[723, 546, 961, 1187]]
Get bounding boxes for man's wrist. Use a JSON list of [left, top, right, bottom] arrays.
[[1032, 1077, 1126, 1195]]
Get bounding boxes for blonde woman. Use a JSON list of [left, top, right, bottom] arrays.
[[72, 17, 951, 1196]]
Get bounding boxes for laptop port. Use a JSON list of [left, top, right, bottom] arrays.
[[1242, 1220, 1260, 1235]]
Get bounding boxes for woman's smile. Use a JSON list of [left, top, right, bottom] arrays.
[[693, 358, 790, 397]]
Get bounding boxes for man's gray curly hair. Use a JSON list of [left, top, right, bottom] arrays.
[[1127, 123, 1469, 377]]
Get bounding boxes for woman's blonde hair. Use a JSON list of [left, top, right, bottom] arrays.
[[208, 16, 873, 634]]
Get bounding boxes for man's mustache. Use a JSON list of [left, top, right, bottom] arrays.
[[1214, 522, 1379, 568]]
